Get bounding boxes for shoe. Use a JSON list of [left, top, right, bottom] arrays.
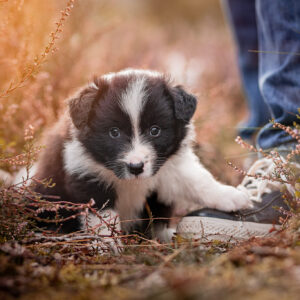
[[177, 157, 295, 242]]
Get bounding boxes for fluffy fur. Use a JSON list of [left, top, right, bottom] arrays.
[[15, 69, 251, 240]]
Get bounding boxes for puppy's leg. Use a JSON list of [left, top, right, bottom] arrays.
[[158, 148, 252, 212], [132, 192, 175, 243], [80, 209, 122, 255], [154, 226, 176, 243]]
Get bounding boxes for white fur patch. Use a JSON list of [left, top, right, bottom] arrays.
[[156, 146, 251, 212], [155, 225, 176, 243], [80, 209, 122, 255], [119, 76, 147, 134], [89, 82, 99, 90], [114, 176, 156, 231], [103, 68, 161, 82], [117, 74, 157, 179], [120, 137, 156, 179], [64, 138, 116, 186], [80, 209, 120, 234], [13, 164, 38, 185]]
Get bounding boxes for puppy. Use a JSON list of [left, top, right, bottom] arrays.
[[20, 69, 251, 240]]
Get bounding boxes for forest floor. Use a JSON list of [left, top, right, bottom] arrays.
[[0, 217, 299, 300]]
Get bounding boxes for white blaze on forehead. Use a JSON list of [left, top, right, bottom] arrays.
[[118, 76, 157, 177], [119, 76, 147, 133]]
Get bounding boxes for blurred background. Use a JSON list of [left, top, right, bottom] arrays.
[[0, 0, 249, 185]]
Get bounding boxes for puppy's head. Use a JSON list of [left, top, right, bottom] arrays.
[[69, 69, 197, 180]]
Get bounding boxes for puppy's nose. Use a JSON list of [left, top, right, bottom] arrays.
[[127, 162, 144, 175]]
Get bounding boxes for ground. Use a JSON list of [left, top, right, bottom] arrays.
[[1, 221, 300, 299], [0, 1, 299, 299]]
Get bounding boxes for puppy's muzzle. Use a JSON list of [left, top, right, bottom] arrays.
[[127, 162, 144, 176]]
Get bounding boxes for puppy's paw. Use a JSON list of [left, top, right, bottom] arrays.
[[156, 227, 176, 243], [214, 185, 252, 212], [80, 209, 123, 255], [93, 236, 123, 256]]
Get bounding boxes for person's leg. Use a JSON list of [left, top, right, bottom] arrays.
[[256, 0, 300, 150], [222, 0, 271, 140]]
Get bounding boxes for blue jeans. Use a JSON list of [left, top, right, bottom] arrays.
[[223, 0, 300, 150]]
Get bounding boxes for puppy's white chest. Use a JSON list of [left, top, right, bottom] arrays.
[[114, 178, 156, 231]]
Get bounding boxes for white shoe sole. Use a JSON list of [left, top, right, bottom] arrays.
[[176, 217, 280, 242]]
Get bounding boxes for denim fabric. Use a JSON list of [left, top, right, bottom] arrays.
[[223, 0, 300, 149]]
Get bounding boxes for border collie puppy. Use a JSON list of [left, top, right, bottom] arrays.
[[29, 69, 250, 240]]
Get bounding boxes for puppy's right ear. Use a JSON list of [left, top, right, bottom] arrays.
[[171, 85, 197, 123], [68, 78, 108, 129]]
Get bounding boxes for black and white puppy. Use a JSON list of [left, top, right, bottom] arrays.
[[25, 69, 250, 240]]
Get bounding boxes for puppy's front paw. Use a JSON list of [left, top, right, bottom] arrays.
[[156, 227, 176, 243], [215, 185, 252, 212]]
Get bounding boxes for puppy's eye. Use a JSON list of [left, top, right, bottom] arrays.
[[109, 127, 121, 138], [149, 125, 161, 137]]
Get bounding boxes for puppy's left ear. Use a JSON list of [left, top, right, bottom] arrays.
[[68, 78, 108, 129], [171, 85, 197, 122]]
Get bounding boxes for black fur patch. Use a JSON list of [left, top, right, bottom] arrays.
[[69, 78, 108, 130], [171, 85, 197, 123], [34, 174, 116, 233], [78, 77, 134, 178], [131, 192, 174, 239], [139, 79, 188, 173]]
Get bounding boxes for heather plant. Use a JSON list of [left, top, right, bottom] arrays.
[[0, 0, 118, 245], [0, 0, 76, 241], [0, 125, 40, 241], [228, 121, 300, 219], [0, 0, 75, 99], [0, 0, 75, 167], [0, 123, 122, 246]]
